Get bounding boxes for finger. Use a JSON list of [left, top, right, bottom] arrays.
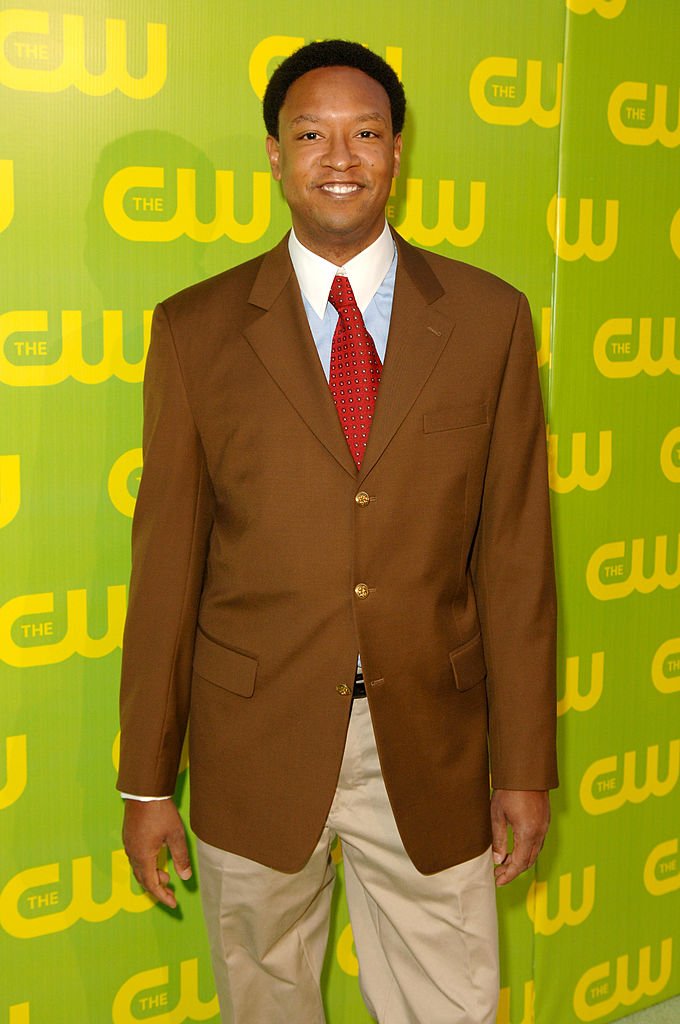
[[167, 826, 193, 881], [131, 857, 178, 909], [490, 805, 508, 867]]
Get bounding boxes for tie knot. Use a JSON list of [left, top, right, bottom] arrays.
[[328, 274, 358, 315]]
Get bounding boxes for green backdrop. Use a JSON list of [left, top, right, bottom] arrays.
[[1, 2, 678, 1022]]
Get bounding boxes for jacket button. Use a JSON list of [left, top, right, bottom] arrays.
[[336, 684, 352, 696], [355, 491, 370, 506], [354, 583, 370, 599]]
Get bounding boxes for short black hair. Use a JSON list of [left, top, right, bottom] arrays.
[[263, 39, 406, 139]]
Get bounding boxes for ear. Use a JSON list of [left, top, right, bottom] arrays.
[[392, 133, 403, 178], [266, 135, 282, 180]]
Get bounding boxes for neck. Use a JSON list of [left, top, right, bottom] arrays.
[[292, 222, 386, 266]]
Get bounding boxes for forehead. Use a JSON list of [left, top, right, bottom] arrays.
[[281, 65, 392, 124]]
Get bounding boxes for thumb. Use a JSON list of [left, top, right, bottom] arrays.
[[167, 825, 193, 881], [490, 798, 508, 866]]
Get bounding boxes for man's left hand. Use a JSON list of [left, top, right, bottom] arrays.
[[490, 789, 550, 887]]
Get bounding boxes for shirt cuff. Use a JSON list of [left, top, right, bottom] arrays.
[[120, 793, 172, 801]]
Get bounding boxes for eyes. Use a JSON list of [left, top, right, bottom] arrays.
[[295, 129, 380, 142]]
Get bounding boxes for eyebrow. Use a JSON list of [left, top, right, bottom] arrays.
[[287, 112, 389, 129]]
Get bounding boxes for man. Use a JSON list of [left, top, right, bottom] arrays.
[[119, 39, 557, 1024]]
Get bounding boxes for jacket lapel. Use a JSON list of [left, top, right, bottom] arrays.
[[358, 235, 455, 482], [243, 233, 456, 483], [243, 237, 357, 478]]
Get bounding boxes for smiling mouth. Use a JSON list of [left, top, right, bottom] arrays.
[[319, 183, 364, 195]]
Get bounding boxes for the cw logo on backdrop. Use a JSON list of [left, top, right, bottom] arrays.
[[8, 1005, 30, 1024], [660, 427, 680, 482], [0, 585, 126, 668], [469, 57, 562, 127], [112, 958, 217, 1023], [0, 455, 20, 529], [573, 939, 672, 1021], [644, 839, 680, 896], [103, 165, 486, 249], [652, 637, 680, 694], [547, 195, 619, 261], [594, 317, 679, 378], [558, 652, 604, 716], [0, 159, 13, 232], [0, 9, 166, 98], [0, 310, 151, 386], [0, 849, 154, 939], [586, 534, 680, 600], [109, 449, 142, 518], [0, 735, 27, 810], [547, 428, 612, 493], [566, 0, 627, 17], [580, 740, 680, 815], [248, 36, 402, 100], [526, 866, 596, 935], [609, 81, 680, 147], [496, 981, 534, 1024]]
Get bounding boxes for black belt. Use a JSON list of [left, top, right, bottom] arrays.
[[354, 670, 367, 698]]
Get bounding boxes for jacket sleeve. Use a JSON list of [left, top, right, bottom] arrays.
[[472, 292, 558, 791], [117, 302, 214, 796]]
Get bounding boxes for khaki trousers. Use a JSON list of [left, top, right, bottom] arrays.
[[196, 696, 499, 1024]]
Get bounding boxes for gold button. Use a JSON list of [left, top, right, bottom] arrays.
[[355, 491, 370, 507], [354, 583, 370, 599], [336, 684, 352, 696]]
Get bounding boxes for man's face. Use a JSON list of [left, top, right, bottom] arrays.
[[266, 65, 402, 262]]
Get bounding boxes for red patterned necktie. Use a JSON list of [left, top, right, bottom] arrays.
[[328, 274, 382, 468]]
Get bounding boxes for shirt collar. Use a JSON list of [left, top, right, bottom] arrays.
[[288, 221, 395, 319]]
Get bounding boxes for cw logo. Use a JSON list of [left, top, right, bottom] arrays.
[[109, 448, 142, 518], [8, 1007, 29, 1024], [537, 307, 551, 368], [0, 735, 27, 810], [248, 36, 402, 100], [337, 923, 359, 977], [103, 166, 271, 244], [661, 427, 680, 481], [608, 82, 680, 148], [112, 957, 217, 1023], [389, 178, 486, 248], [0, 310, 151, 386], [526, 866, 596, 936], [573, 939, 672, 1021], [0, 159, 14, 232], [496, 980, 534, 1024], [652, 637, 680, 694], [0, 10, 166, 98], [0, 455, 20, 529], [593, 317, 679, 378], [558, 652, 604, 716], [469, 57, 562, 127], [547, 427, 612, 493], [0, 848, 154, 939], [644, 839, 680, 896], [672, 209, 680, 259], [586, 534, 680, 601], [0, 584, 126, 668], [580, 741, 680, 815], [566, 0, 627, 16], [547, 194, 619, 261]]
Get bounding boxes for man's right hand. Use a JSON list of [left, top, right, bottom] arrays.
[[122, 798, 192, 909]]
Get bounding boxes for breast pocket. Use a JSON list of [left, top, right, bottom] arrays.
[[423, 403, 488, 434], [192, 627, 258, 698]]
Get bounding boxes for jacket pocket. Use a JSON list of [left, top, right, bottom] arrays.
[[423, 403, 488, 434], [192, 628, 258, 697], [449, 633, 487, 691]]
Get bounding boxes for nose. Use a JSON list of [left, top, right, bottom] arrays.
[[322, 131, 359, 171]]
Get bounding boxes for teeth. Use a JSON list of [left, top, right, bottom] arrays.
[[321, 184, 360, 194]]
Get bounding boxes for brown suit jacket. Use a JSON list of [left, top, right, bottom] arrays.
[[118, 232, 557, 874]]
